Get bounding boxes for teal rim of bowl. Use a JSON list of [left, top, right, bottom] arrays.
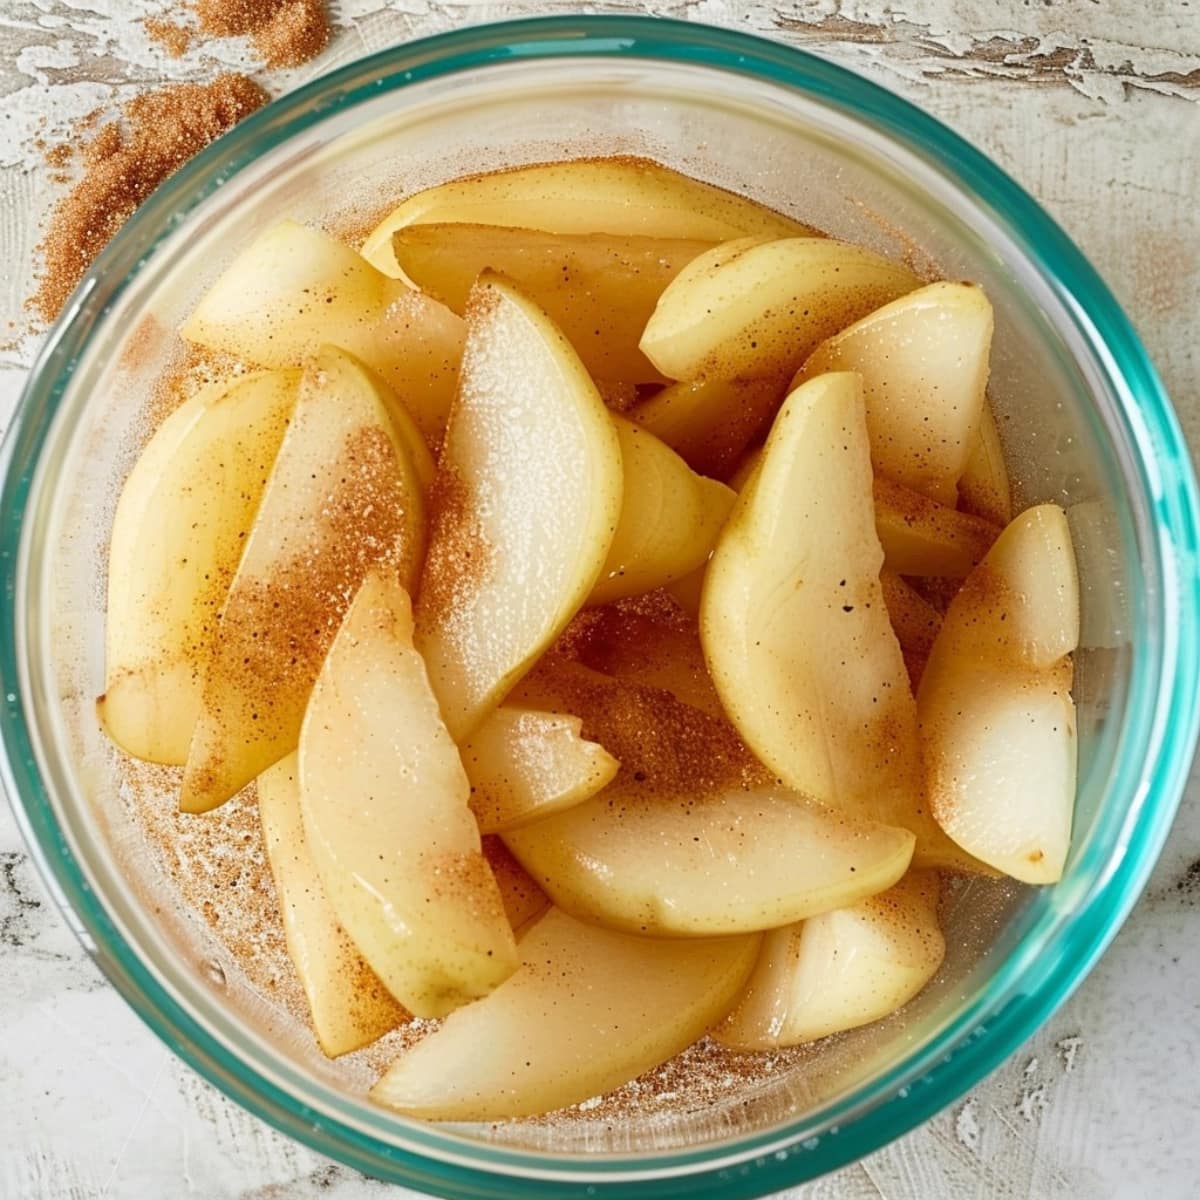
[[2, 15, 1198, 1198]]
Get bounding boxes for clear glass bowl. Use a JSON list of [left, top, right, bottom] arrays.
[[2, 16, 1197, 1198]]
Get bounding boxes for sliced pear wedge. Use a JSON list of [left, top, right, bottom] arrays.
[[700, 373, 983, 872], [716, 870, 945, 1049], [504, 782, 915, 936], [590, 418, 735, 605], [370, 906, 759, 1120], [361, 156, 813, 275], [180, 346, 427, 812], [794, 282, 993, 505], [461, 707, 619, 834], [415, 273, 623, 740], [640, 238, 919, 383], [181, 220, 464, 440], [958, 402, 1013, 525], [99, 369, 297, 765], [299, 572, 518, 1018], [392, 224, 712, 383], [257, 755, 407, 1056], [629, 375, 787, 479], [874, 476, 1000, 577], [918, 505, 1080, 883]]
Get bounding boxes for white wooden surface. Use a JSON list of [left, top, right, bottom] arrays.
[[1, 2, 1198, 1197]]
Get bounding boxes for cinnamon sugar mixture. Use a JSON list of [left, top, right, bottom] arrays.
[[29, 75, 268, 324]]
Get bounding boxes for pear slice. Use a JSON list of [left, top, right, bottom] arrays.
[[482, 837, 550, 933], [99, 370, 297, 765], [461, 707, 619, 834], [180, 346, 427, 813], [504, 782, 915, 937], [370, 907, 759, 1120], [700, 373, 982, 871], [640, 238, 919, 383], [794, 282, 993, 505], [361, 156, 813, 275], [257, 754, 406, 1056], [415, 274, 624, 740], [181, 220, 464, 441], [874, 476, 1000, 577], [299, 571, 518, 1017], [629, 375, 787, 479], [958, 402, 1013, 524], [590, 418, 735, 605], [918, 505, 1080, 883], [392, 224, 713, 383], [716, 871, 945, 1050]]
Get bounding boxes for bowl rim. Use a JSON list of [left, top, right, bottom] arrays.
[[3, 14, 1198, 1198]]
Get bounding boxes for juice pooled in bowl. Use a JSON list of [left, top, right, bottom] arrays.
[[97, 157, 1079, 1121]]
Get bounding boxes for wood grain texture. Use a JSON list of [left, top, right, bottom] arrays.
[[1, 2, 1198, 1197]]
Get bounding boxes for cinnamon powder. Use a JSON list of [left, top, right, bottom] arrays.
[[29, 74, 269, 324]]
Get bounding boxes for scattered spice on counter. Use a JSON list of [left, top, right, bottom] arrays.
[[29, 74, 268, 324]]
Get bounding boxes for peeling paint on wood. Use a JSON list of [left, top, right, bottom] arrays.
[[0, 2, 1197, 1198]]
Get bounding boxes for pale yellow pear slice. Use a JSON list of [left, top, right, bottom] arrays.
[[181, 220, 464, 440], [392, 224, 713, 383], [874, 476, 1000, 577], [629, 375, 787, 478], [180, 346, 427, 813], [504, 783, 915, 936], [958, 402, 1013, 524], [700, 373, 983, 872], [716, 871, 945, 1050], [299, 572, 518, 1017], [918, 505, 1080, 883], [482, 837, 550, 934], [361, 156, 813, 276], [701, 373, 915, 818], [461, 707, 619, 834], [794, 282, 993, 506], [589, 418, 735, 605], [640, 238, 919, 383], [370, 907, 760, 1120], [99, 369, 297, 765], [257, 754, 407, 1056], [415, 274, 624, 741]]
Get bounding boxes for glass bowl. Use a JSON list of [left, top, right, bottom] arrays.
[[2, 15, 1197, 1198]]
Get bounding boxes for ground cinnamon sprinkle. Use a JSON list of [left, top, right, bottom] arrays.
[[29, 74, 269, 324]]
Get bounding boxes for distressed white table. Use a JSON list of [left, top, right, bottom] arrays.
[[1, 3, 1198, 1197]]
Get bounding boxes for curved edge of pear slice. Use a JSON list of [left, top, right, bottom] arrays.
[[461, 706, 620, 834], [360, 156, 814, 276], [503, 783, 916, 937], [370, 906, 760, 1120], [415, 272, 624, 741], [715, 870, 946, 1049], [257, 753, 408, 1057], [99, 369, 298, 765], [589, 417, 736, 606], [918, 505, 1080, 883], [640, 237, 920, 383], [300, 571, 518, 1018]]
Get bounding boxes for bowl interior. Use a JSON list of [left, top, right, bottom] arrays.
[[10, 44, 1164, 1181]]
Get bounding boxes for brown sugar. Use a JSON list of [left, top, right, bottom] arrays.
[[195, 0, 330, 68], [144, 17, 193, 57], [29, 74, 268, 324]]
